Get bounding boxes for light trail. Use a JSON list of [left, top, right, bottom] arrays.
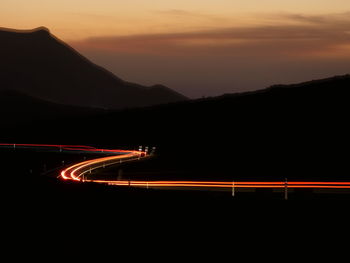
[[1, 143, 350, 191], [61, 151, 143, 181], [0, 143, 135, 154], [100, 180, 350, 189]]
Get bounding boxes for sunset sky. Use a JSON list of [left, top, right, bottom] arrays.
[[2, 0, 350, 97]]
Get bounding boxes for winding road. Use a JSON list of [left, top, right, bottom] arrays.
[[1, 143, 350, 190]]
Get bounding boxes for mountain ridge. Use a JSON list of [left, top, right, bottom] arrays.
[[1, 73, 349, 126], [0, 27, 187, 109]]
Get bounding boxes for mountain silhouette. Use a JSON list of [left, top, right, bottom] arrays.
[[0, 27, 187, 109]]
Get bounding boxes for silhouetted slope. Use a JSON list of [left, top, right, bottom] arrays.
[[6, 74, 350, 181], [0, 27, 187, 109]]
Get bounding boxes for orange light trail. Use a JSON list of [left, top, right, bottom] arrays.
[[2, 143, 349, 191], [99, 181, 350, 189], [61, 151, 145, 181], [57, 147, 350, 190]]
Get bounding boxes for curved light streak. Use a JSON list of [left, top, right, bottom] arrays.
[[2, 143, 350, 191]]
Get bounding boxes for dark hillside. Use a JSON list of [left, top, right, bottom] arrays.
[[5, 75, 350, 181]]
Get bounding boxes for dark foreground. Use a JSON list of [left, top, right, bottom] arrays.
[[1, 149, 349, 205], [2, 148, 349, 253]]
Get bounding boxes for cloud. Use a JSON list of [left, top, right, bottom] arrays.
[[152, 8, 227, 22], [153, 9, 195, 16], [72, 12, 350, 58]]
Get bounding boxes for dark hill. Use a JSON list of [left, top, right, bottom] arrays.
[[0, 27, 187, 109], [6, 74, 350, 181]]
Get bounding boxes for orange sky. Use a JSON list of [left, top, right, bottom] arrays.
[[1, 1, 350, 97], [2, 0, 350, 40]]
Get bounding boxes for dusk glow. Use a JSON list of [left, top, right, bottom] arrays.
[[2, 0, 350, 97]]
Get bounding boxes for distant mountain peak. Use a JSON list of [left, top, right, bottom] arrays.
[[0, 26, 50, 35], [32, 26, 50, 32], [0, 27, 187, 109], [30, 26, 51, 36]]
